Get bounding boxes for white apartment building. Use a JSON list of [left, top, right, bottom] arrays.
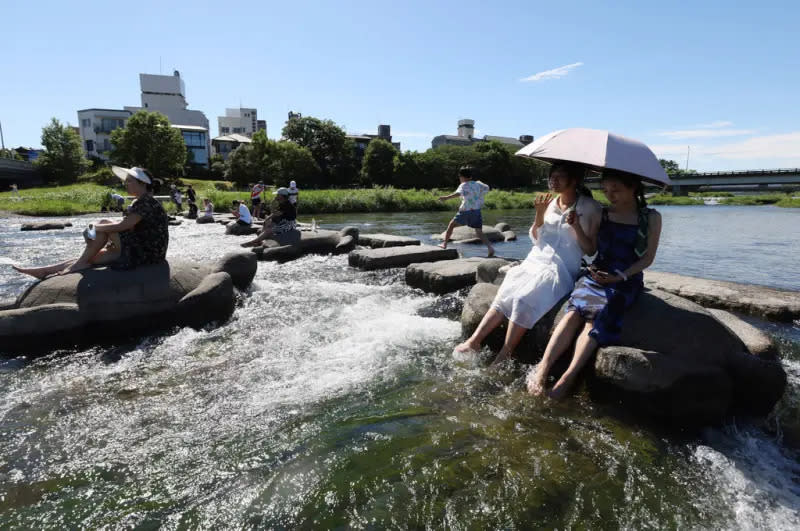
[[77, 71, 211, 168], [125, 72, 210, 167], [218, 107, 266, 138], [77, 108, 132, 158]]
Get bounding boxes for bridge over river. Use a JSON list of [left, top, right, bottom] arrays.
[[670, 168, 800, 194]]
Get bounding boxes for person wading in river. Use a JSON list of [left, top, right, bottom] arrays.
[[438, 166, 495, 257]]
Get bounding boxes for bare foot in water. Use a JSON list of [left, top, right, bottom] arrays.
[[453, 339, 480, 353], [489, 348, 513, 368], [487, 248, 495, 258], [547, 377, 573, 400], [438, 243, 448, 249], [527, 366, 548, 396]]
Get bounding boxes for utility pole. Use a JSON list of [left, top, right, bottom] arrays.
[[0, 120, 5, 150], [685, 145, 690, 172]]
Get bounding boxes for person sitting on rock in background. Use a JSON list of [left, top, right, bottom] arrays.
[[13, 166, 169, 279], [232, 199, 252, 227], [455, 163, 601, 365], [529, 169, 662, 399], [200, 198, 214, 218], [186, 184, 196, 204], [241, 187, 298, 247], [251, 181, 265, 219], [438, 166, 494, 257], [288, 180, 299, 208], [171, 184, 183, 213]]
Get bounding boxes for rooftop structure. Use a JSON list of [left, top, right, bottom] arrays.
[[432, 119, 533, 150]]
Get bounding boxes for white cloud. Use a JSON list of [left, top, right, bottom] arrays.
[[656, 128, 756, 140], [694, 120, 733, 128], [520, 62, 583, 82], [650, 132, 800, 170]]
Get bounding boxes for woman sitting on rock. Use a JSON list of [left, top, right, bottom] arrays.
[[241, 187, 298, 247], [196, 197, 214, 222], [13, 166, 169, 278], [529, 169, 662, 399], [455, 163, 602, 364]]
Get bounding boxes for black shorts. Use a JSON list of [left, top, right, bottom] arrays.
[[251, 198, 262, 206], [236, 219, 251, 227]]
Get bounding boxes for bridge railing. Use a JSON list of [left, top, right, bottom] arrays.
[[671, 168, 800, 179]]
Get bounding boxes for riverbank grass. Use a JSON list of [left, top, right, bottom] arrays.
[[3, 180, 798, 216]]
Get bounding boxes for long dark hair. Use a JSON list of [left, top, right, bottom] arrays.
[[602, 169, 647, 208], [550, 162, 592, 198]]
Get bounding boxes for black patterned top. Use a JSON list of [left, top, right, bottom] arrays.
[[115, 194, 169, 269]]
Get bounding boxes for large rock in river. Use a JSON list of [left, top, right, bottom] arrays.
[[432, 222, 516, 244], [253, 227, 358, 262], [0, 252, 257, 356], [461, 282, 786, 425], [225, 221, 259, 235], [349, 245, 458, 270], [406, 257, 512, 294]]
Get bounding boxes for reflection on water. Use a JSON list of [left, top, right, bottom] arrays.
[[0, 208, 799, 527]]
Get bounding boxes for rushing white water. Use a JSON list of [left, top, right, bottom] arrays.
[[1, 210, 799, 527]]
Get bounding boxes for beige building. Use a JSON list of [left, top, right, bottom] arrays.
[[218, 107, 266, 138]]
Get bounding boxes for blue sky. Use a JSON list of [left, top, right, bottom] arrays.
[[2, 0, 798, 171]]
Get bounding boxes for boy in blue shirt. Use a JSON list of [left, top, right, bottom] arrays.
[[438, 166, 494, 257]]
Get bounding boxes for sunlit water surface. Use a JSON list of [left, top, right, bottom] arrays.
[[0, 207, 799, 528]]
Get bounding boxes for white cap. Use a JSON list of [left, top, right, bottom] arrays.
[[112, 166, 152, 184], [289, 181, 297, 188]]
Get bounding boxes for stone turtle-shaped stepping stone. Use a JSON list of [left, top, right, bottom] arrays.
[[349, 245, 458, 270], [406, 257, 512, 294], [358, 233, 421, 248]]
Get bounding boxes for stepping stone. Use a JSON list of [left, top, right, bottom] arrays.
[[406, 257, 513, 294], [348, 245, 458, 270], [432, 222, 516, 243], [645, 271, 800, 322], [20, 222, 73, 231], [358, 233, 421, 248]]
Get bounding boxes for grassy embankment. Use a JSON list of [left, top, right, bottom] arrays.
[[2, 177, 797, 216]]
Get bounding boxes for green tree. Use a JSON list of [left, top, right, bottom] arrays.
[[281, 115, 352, 185], [361, 139, 398, 186], [110, 111, 187, 178], [268, 141, 320, 187], [35, 118, 89, 184], [0, 148, 23, 160], [659, 159, 681, 175], [225, 143, 264, 187]]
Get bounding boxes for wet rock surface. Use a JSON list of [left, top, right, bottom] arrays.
[[645, 271, 800, 322], [432, 222, 516, 243], [358, 233, 421, 248], [461, 281, 787, 424], [253, 227, 358, 262], [1, 252, 257, 355], [20, 222, 73, 231], [406, 257, 512, 294], [349, 245, 459, 270]]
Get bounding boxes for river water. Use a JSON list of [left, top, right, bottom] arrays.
[[1, 206, 799, 528]]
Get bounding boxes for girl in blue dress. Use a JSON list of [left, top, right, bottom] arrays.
[[528, 170, 662, 399]]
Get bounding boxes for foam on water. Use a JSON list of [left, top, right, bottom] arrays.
[[1, 215, 800, 527]]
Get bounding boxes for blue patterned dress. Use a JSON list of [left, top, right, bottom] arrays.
[[567, 208, 647, 346]]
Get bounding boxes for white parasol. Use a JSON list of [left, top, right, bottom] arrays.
[[516, 128, 671, 186]]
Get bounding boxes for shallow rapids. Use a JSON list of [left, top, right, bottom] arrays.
[[1, 212, 799, 528]]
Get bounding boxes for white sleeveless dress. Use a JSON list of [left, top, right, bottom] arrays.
[[491, 195, 601, 328]]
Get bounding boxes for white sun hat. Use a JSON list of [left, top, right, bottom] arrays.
[[112, 166, 152, 184]]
